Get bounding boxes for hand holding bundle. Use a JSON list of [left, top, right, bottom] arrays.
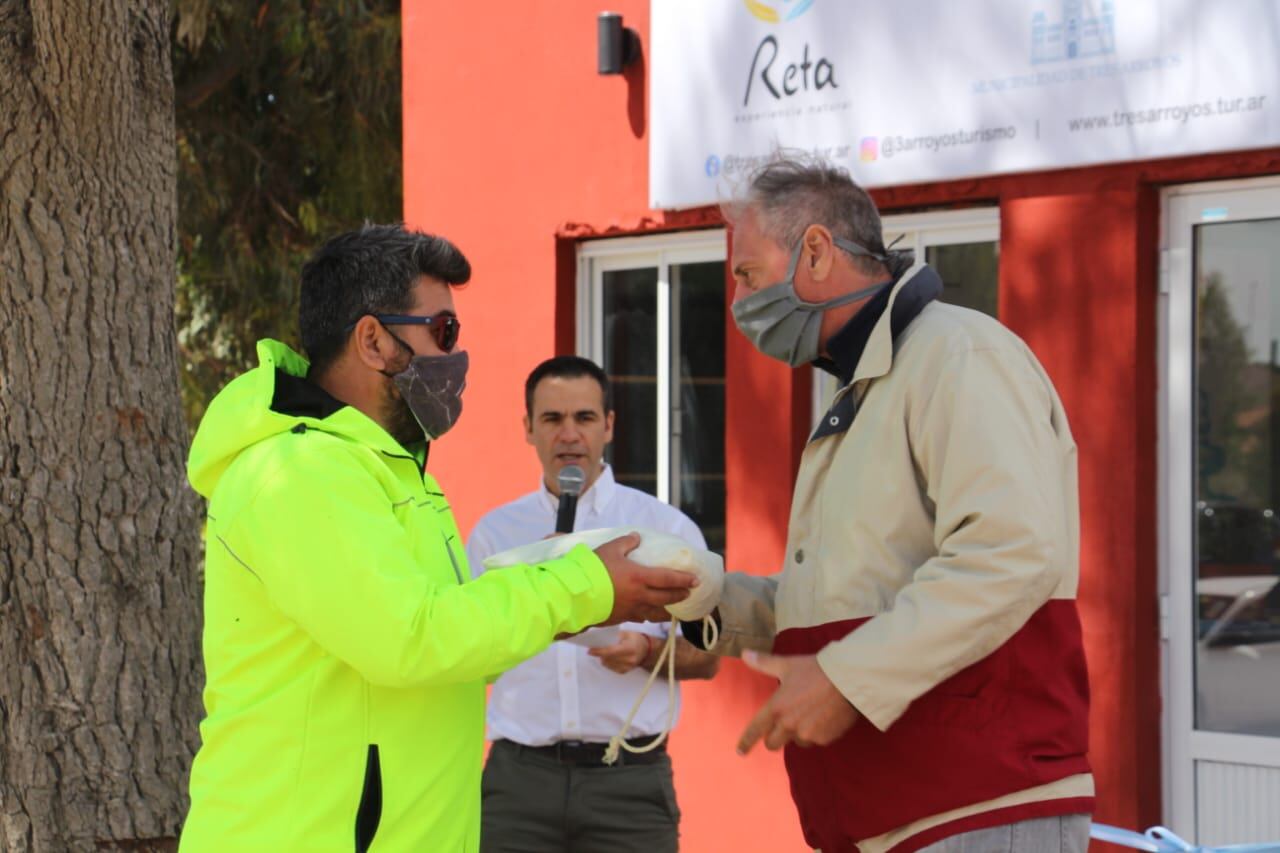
[[484, 527, 723, 763]]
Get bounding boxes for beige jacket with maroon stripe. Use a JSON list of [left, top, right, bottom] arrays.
[[717, 265, 1093, 853]]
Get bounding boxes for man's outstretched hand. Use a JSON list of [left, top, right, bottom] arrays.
[[595, 533, 697, 625], [737, 651, 860, 755], [588, 630, 650, 674]]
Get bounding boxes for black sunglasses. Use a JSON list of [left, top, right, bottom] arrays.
[[346, 312, 461, 353]]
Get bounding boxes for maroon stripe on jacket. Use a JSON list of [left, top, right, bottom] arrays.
[[772, 600, 1091, 853]]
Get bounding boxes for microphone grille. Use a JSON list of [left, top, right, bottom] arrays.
[[558, 464, 587, 496]]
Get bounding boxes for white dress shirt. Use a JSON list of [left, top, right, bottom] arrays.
[[466, 464, 707, 745]]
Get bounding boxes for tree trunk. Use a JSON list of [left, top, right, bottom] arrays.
[[0, 2, 203, 849]]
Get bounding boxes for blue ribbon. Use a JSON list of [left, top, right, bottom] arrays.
[[1090, 823, 1280, 852]]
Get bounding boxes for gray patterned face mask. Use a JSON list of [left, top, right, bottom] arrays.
[[387, 349, 469, 441], [731, 237, 891, 367]]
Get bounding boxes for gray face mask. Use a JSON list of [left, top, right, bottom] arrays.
[[731, 236, 892, 367], [387, 349, 470, 441]]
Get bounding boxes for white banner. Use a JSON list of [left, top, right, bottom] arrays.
[[649, 0, 1280, 209]]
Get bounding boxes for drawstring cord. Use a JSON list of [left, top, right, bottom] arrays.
[[603, 615, 719, 765]]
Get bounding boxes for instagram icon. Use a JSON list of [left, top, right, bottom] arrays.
[[860, 137, 878, 162]]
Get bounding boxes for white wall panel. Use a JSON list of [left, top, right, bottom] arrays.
[[1195, 760, 1280, 847]]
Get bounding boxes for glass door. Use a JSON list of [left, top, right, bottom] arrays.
[[1163, 178, 1280, 846]]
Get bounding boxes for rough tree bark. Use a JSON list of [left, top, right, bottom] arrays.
[[0, 1, 203, 850]]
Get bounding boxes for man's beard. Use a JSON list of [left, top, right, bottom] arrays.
[[383, 380, 424, 447]]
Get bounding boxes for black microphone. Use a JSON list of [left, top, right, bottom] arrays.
[[555, 465, 586, 534]]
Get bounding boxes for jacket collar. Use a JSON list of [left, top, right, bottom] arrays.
[[272, 369, 346, 419], [262, 340, 426, 463], [188, 339, 429, 499], [814, 284, 892, 384], [823, 263, 943, 388]]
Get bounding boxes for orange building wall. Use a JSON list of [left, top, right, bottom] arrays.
[[403, 1, 1280, 848]]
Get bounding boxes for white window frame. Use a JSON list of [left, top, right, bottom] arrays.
[[577, 229, 727, 504], [812, 207, 1001, 425], [1160, 176, 1280, 843]]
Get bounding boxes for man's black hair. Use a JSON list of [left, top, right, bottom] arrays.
[[524, 356, 612, 417], [299, 223, 470, 376]]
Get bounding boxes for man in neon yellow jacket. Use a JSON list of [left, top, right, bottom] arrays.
[[180, 225, 695, 852]]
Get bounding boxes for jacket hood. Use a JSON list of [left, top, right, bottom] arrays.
[[187, 339, 413, 499]]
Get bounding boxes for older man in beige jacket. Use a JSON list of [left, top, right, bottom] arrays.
[[694, 157, 1092, 853]]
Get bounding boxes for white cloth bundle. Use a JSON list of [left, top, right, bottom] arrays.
[[483, 526, 723, 763], [482, 526, 724, 620]]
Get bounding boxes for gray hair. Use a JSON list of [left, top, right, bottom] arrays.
[[726, 153, 909, 277]]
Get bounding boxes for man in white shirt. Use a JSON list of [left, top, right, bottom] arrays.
[[467, 355, 720, 853]]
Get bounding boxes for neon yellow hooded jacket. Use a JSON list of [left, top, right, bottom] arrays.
[[180, 340, 613, 852]]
